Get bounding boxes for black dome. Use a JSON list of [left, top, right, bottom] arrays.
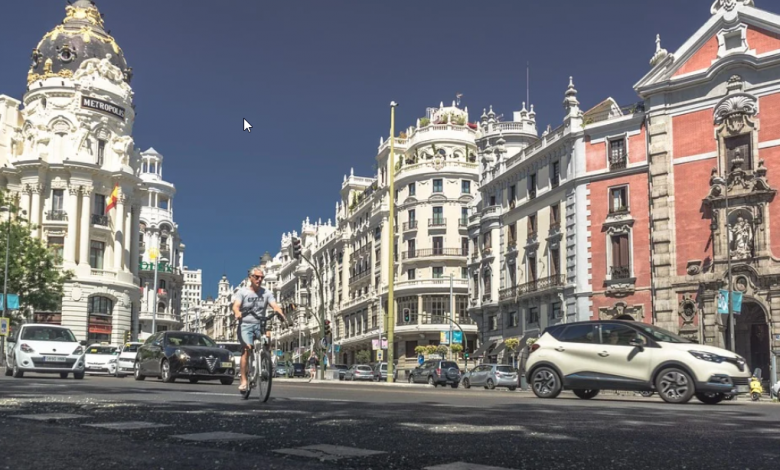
[[27, 0, 132, 85]]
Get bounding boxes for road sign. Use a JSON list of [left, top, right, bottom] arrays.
[[452, 330, 463, 344], [377, 350, 384, 361], [0, 317, 8, 336]]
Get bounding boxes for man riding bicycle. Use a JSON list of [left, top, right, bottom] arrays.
[[233, 267, 287, 392]]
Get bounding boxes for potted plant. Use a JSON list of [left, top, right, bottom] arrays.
[[450, 343, 463, 358], [419, 117, 430, 127], [455, 116, 466, 126], [435, 345, 449, 358], [355, 350, 372, 364], [414, 345, 427, 356], [504, 337, 520, 369], [424, 345, 438, 356]]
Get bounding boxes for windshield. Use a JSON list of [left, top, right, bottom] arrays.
[[166, 333, 217, 347], [87, 346, 118, 355], [441, 361, 458, 369], [357, 366, 372, 371], [635, 324, 692, 343], [123, 344, 141, 353], [21, 326, 77, 342], [496, 366, 515, 373]]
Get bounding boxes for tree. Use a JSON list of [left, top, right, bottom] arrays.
[[504, 338, 520, 369], [0, 193, 73, 325], [450, 343, 463, 355], [435, 345, 449, 358], [414, 345, 427, 356], [355, 349, 372, 364]]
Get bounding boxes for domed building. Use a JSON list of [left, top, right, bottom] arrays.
[[0, 1, 192, 344]]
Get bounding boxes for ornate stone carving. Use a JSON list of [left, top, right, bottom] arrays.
[[711, 0, 754, 14], [73, 54, 125, 84], [71, 283, 82, 302], [598, 301, 644, 321], [111, 135, 133, 165], [679, 294, 697, 325], [714, 92, 757, 135], [729, 216, 753, 260], [686, 260, 702, 276]]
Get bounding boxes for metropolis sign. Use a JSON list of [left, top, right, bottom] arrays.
[[81, 96, 126, 120]]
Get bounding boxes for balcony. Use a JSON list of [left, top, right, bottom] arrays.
[[403, 220, 418, 231], [610, 266, 631, 280], [499, 285, 518, 301], [45, 210, 68, 222], [459, 218, 468, 227], [516, 274, 566, 295], [91, 214, 109, 226], [428, 218, 446, 228], [349, 270, 371, 283], [90, 269, 117, 279], [610, 154, 627, 171], [609, 205, 629, 215], [549, 222, 561, 233], [401, 248, 462, 260]]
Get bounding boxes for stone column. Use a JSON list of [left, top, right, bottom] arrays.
[[114, 194, 125, 271], [30, 184, 42, 238], [417, 295, 423, 326], [130, 204, 140, 276], [123, 199, 132, 272], [79, 186, 92, 267], [64, 186, 80, 264]]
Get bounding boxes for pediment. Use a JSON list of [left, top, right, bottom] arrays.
[[428, 194, 447, 203]]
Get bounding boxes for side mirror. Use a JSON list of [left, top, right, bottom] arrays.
[[79, 340, 87, 346], [629, 337, 645, 348]]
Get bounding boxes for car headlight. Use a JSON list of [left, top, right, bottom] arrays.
[[689, 350, 724, 363], [175, 349, 190, 361], [72, 346, 84, 355], [20, 343, 35, 353]]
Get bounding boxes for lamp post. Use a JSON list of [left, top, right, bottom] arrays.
[[386, 100, 398, 383], [713, 175, 736, 352], [150, 247, 168, 334], [1, 206, 9, 367]]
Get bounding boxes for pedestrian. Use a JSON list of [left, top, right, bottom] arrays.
[[308, 353, 319, 382]]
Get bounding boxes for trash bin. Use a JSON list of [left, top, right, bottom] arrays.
[[520, 374, 528, 391]]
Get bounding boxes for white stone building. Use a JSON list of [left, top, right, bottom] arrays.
[[182, 267, 203, 312]]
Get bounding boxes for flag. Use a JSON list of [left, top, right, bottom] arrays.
[[105, 185, 119, 214]]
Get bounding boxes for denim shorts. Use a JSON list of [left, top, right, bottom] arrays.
[[238, 322, 262, 348]]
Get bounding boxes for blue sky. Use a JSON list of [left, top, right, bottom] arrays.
[[0, 1, 715, 297]]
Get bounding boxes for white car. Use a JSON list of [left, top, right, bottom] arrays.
[[84, 344, 119, 375], [4, 324, 87, 379], [115, 342, 143, 377], [217, 342, 243, 376], [525, 320, 752, 404]]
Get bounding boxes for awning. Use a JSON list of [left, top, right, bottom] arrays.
[[489, 341, 506, 356], [472, 340, 496, 358]]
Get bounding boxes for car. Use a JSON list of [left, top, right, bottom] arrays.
[[115, 342, 143, 377], [217, 342, 243, 376], [290, 362, 305, 377], [344, 364, 373, 381], [525, 320, 752, 404], [408, 360, 461, 388], [4, 324, 87, 379], [462, 364, 518, 390], [372, 362, 399, 382], [84, 343, 119, 375], [133, 331, 235, 385], [332, 364, 349, 380], [274, 363, 289, 377]]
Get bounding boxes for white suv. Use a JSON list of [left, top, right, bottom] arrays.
[[525, 320, 751, 404]]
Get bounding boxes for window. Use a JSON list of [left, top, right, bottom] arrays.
[[527, 214, 537, 237], [461, 180, 471, 194], [407, 239, 416, 258], [508, 262, 516, 286], [47, 236, 64, 264], [550, 248, 560, 276], [490, 195, 496, 206], [472, 273, 479, 299], [725, 134, 752, 171], [509, 185, 516, 205], [550, 203, 561, 230], [558, 324, 597, 344], [93, 194, 106, 216], [89, 241, 105, 269], [528, 307, 539, 324], [528, 255, 537, 282], [509, 311, 518, 328], [461, 207, 468, 226], [433, 267, 443, 279], [158, 197, 169, 210], [142, 161, 148, 172], [408, 182, 416, 196], [161, 235, 168, 249], [407, 268, 416, 280], [159, 279, 166, 290], [725, 31, 742, 50], [610, 233, 631, 279], [551, 161, 560, 188], [461, 237, 469, 256], [609, 138, 626, 170], [97, 139, 106, 166], [529, 174, 537, 199], [433, 179, 443, 193], [432, 207, 444, 226], [374, 226, 381, 240], [461, 267, 468, 279], [52, 189, 64, 212], [610, 187, 628, 214], [483, 269, 492, 297], [432, 236, 443, 255], [482, 232, 492, 251], [88, 296, 113, 315], [550, 301, 562, 320], [490, 315, 498, 330], [601, 323, 640, 346], [508, 223, 517, 245]]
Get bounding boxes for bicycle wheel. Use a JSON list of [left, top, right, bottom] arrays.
[[258, 350, 273, 403], [241, 352, 253, 400]]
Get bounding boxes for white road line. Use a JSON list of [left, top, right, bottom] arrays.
[[11, 413, 88, 421], [425, 463, 517, 470], [173, 431, 260, 441], [273, 444, 385, 461]]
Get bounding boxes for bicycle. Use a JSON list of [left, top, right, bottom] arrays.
[[241, 313, 282, 402]]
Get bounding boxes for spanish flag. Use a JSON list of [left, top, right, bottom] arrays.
[[105, 185, 119, 214]]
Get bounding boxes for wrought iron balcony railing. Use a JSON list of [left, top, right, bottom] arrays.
[[46, 210, 68, 221], [610, 154, 627, 170], [91, 214, 109, 226], [428, 218, 446, 227], [401, 248, 462, 259], [403, 220, 418, 231], [610, 266, 631, 279]]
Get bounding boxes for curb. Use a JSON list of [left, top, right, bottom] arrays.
[[275, 378, 421, 388]]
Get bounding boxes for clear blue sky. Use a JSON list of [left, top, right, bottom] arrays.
[[0, 0, 714, 297]]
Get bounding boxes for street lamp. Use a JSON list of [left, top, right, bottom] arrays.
[[151, 252, 169, 335], [712, 175, 736, 352], [1, 206, 26, 367]]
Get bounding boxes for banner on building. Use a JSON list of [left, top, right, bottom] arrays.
[[440, 331, 450, 345], [371, 339, 388, 350], [0, 294, 20, 310], [717, 290, 743, 314]]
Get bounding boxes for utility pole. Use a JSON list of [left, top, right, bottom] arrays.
[[713, 173, 736, 352], [386, 101, 398, 382], [449, 273, 454, 360]]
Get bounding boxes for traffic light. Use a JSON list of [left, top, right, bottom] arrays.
[[124, 330, 132, 344], [403, 308, 410, 323], [290, 236, 302, 260], [324, 319, 331, 337], [464, 348, 470, 360]]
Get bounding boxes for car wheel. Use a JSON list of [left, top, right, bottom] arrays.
[[74, 371, 84, 380], [134, 362, 145, 381], [60, 372, 69, 379], [751, 391, 761, 402], [161, 360, 175, 383], [12, 363, 23, 378], [530, 367, 562, 399], [221, 377, 234, 385], [3, 366, 11, 377], [695, 392, 725, 405], [189, 378, 199, 384], [487, 379, 496, 390], [408, 374, 414, 384], [463, 378, 471, 389], [655, 368, 695, 404], [573, 389, 600, 399], [450, 382, 458, 389], [639, 391, 655, 398], [508, 386, 517, 391]]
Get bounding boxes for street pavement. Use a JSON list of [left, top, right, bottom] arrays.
[[1, 374, 779, 470]]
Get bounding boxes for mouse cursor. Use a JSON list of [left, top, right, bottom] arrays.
[[243, 118, 253, 133]]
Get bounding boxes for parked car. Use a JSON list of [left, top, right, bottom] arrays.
[[4, 324, 87, 379], [408, 360, 461, 388], [372, 362, 398, 382], [344, 364, 373, 381], [84, 343, 119, 375], [332, 364, 349, 380], [291, 362, 305, 377], [134, 331, 235, 385], [462, 364, 518, 390], [274, 363, 290, 377], [115, 342, 143, 377], [217, 342, 243, 376], [526, 320, 752, 404]]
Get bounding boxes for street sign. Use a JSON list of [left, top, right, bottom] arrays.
[[452, 330, 463, 344], [377, 350, 384, 361], [333, 344, 341, 353], [0, 317, 8, 336]]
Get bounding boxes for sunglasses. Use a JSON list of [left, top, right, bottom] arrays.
[[251, 275, 264, 280]]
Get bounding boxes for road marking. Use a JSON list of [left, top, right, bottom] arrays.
[[400, 422, 527, 434], [85, 421, 169, 430], [11, 413, 88, 421], [425, 463, 517, 470], [273, 444, 384, 461], [188, 392, 236, 397], [173, 431, 260, 441]]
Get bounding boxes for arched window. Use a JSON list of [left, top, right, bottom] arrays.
[[158, 302, 166, 313], [159, 279, 166, 290], [88, 296, 113, 315]]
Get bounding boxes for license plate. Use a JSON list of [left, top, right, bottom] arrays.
[[44, 356, 67, 362], [221, 362, 232, 368], [737, 385, 749, 393]]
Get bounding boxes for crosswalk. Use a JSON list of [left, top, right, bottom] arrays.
[[8, 412, 517, 469]]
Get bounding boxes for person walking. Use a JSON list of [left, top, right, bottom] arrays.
[[307, 353, 319, 382]]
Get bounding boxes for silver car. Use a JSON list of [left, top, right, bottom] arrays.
[[344, 364, 373, 381], [462, 364, 518, 391]]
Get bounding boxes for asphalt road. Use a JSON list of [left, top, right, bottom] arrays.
[[0, 373, 778, 470]]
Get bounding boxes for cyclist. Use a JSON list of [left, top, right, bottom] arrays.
[[233, 267, 287, 392]]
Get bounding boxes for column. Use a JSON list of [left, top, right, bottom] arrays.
[[417, 295, 423, 326], [123, 200, 132, 272], [64, 186, 79, 264], [79, 187, 92, 267], [30, 184, 41, 238], [114, 194, 125, 271], [130, 204, 140, 276], [19, 187, 31, 220]]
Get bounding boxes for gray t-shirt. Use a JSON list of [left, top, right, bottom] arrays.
[[233, 287, 275, 324]]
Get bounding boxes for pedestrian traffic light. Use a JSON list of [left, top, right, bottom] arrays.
[[324, 319, 331, 337], [464, 348, 469, 360], [291, 236, 302, 260], [403, 308, 410, 323]]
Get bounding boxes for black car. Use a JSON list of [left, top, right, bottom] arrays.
[[408, 360, 461, 388], [134, 331, 235, 385], [291, 362, 305, 377]]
